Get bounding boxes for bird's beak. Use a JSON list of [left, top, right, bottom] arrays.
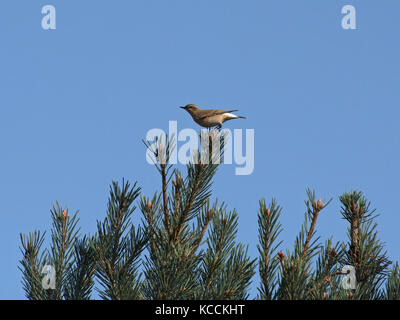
[[179, 106, 185, 109]]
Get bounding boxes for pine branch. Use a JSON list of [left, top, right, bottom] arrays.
[[141, 195, 159, 252], [174, 163, 204, 242], [385, 262, 400, 300], [276, 253, 310, 300], [190, 206, 214, 257], [92, 179, 146, 300], [200, 206, 256, 299], [306, 239, 343, 299], [300, 189, 331, 261], [161, 163, 173, 238], [48, 202, 80, 299], [64, 236, 95, 300], [257, 198, 283, 300], [275, 190, 331, 300], [19, 231, 47, 300], [339, 191, 391, 299]]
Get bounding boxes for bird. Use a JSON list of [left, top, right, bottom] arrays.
[[180, 104, 246, 129]]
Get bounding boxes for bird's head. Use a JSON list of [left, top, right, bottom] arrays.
[[180, 104, 199, 113]]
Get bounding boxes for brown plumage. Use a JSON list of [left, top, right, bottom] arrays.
[[180, 104, 246, 129]]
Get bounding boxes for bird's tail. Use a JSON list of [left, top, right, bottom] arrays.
[[225, 113, 247, 120]]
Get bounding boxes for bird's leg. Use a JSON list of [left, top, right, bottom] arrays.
[[216, 124, 222, 131]]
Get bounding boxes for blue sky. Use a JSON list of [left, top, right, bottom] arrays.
[[1, 1, 399, 299]]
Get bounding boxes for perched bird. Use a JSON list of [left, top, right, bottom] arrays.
[[180, 104, 246, 129]]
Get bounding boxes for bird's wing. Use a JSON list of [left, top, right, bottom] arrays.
[[199, 109, 239, 119]]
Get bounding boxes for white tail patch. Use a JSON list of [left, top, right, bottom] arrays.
[[223, 113, 239, 120]]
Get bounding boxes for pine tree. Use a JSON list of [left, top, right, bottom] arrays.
[[19, 133, 400, 300], [256, 190, 397, 300], [140, 131, 255, 299]]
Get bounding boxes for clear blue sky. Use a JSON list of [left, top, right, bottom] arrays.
[[1, 1, 399, 299]]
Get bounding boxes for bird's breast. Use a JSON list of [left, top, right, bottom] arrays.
[[193, 115, 223, 127]]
